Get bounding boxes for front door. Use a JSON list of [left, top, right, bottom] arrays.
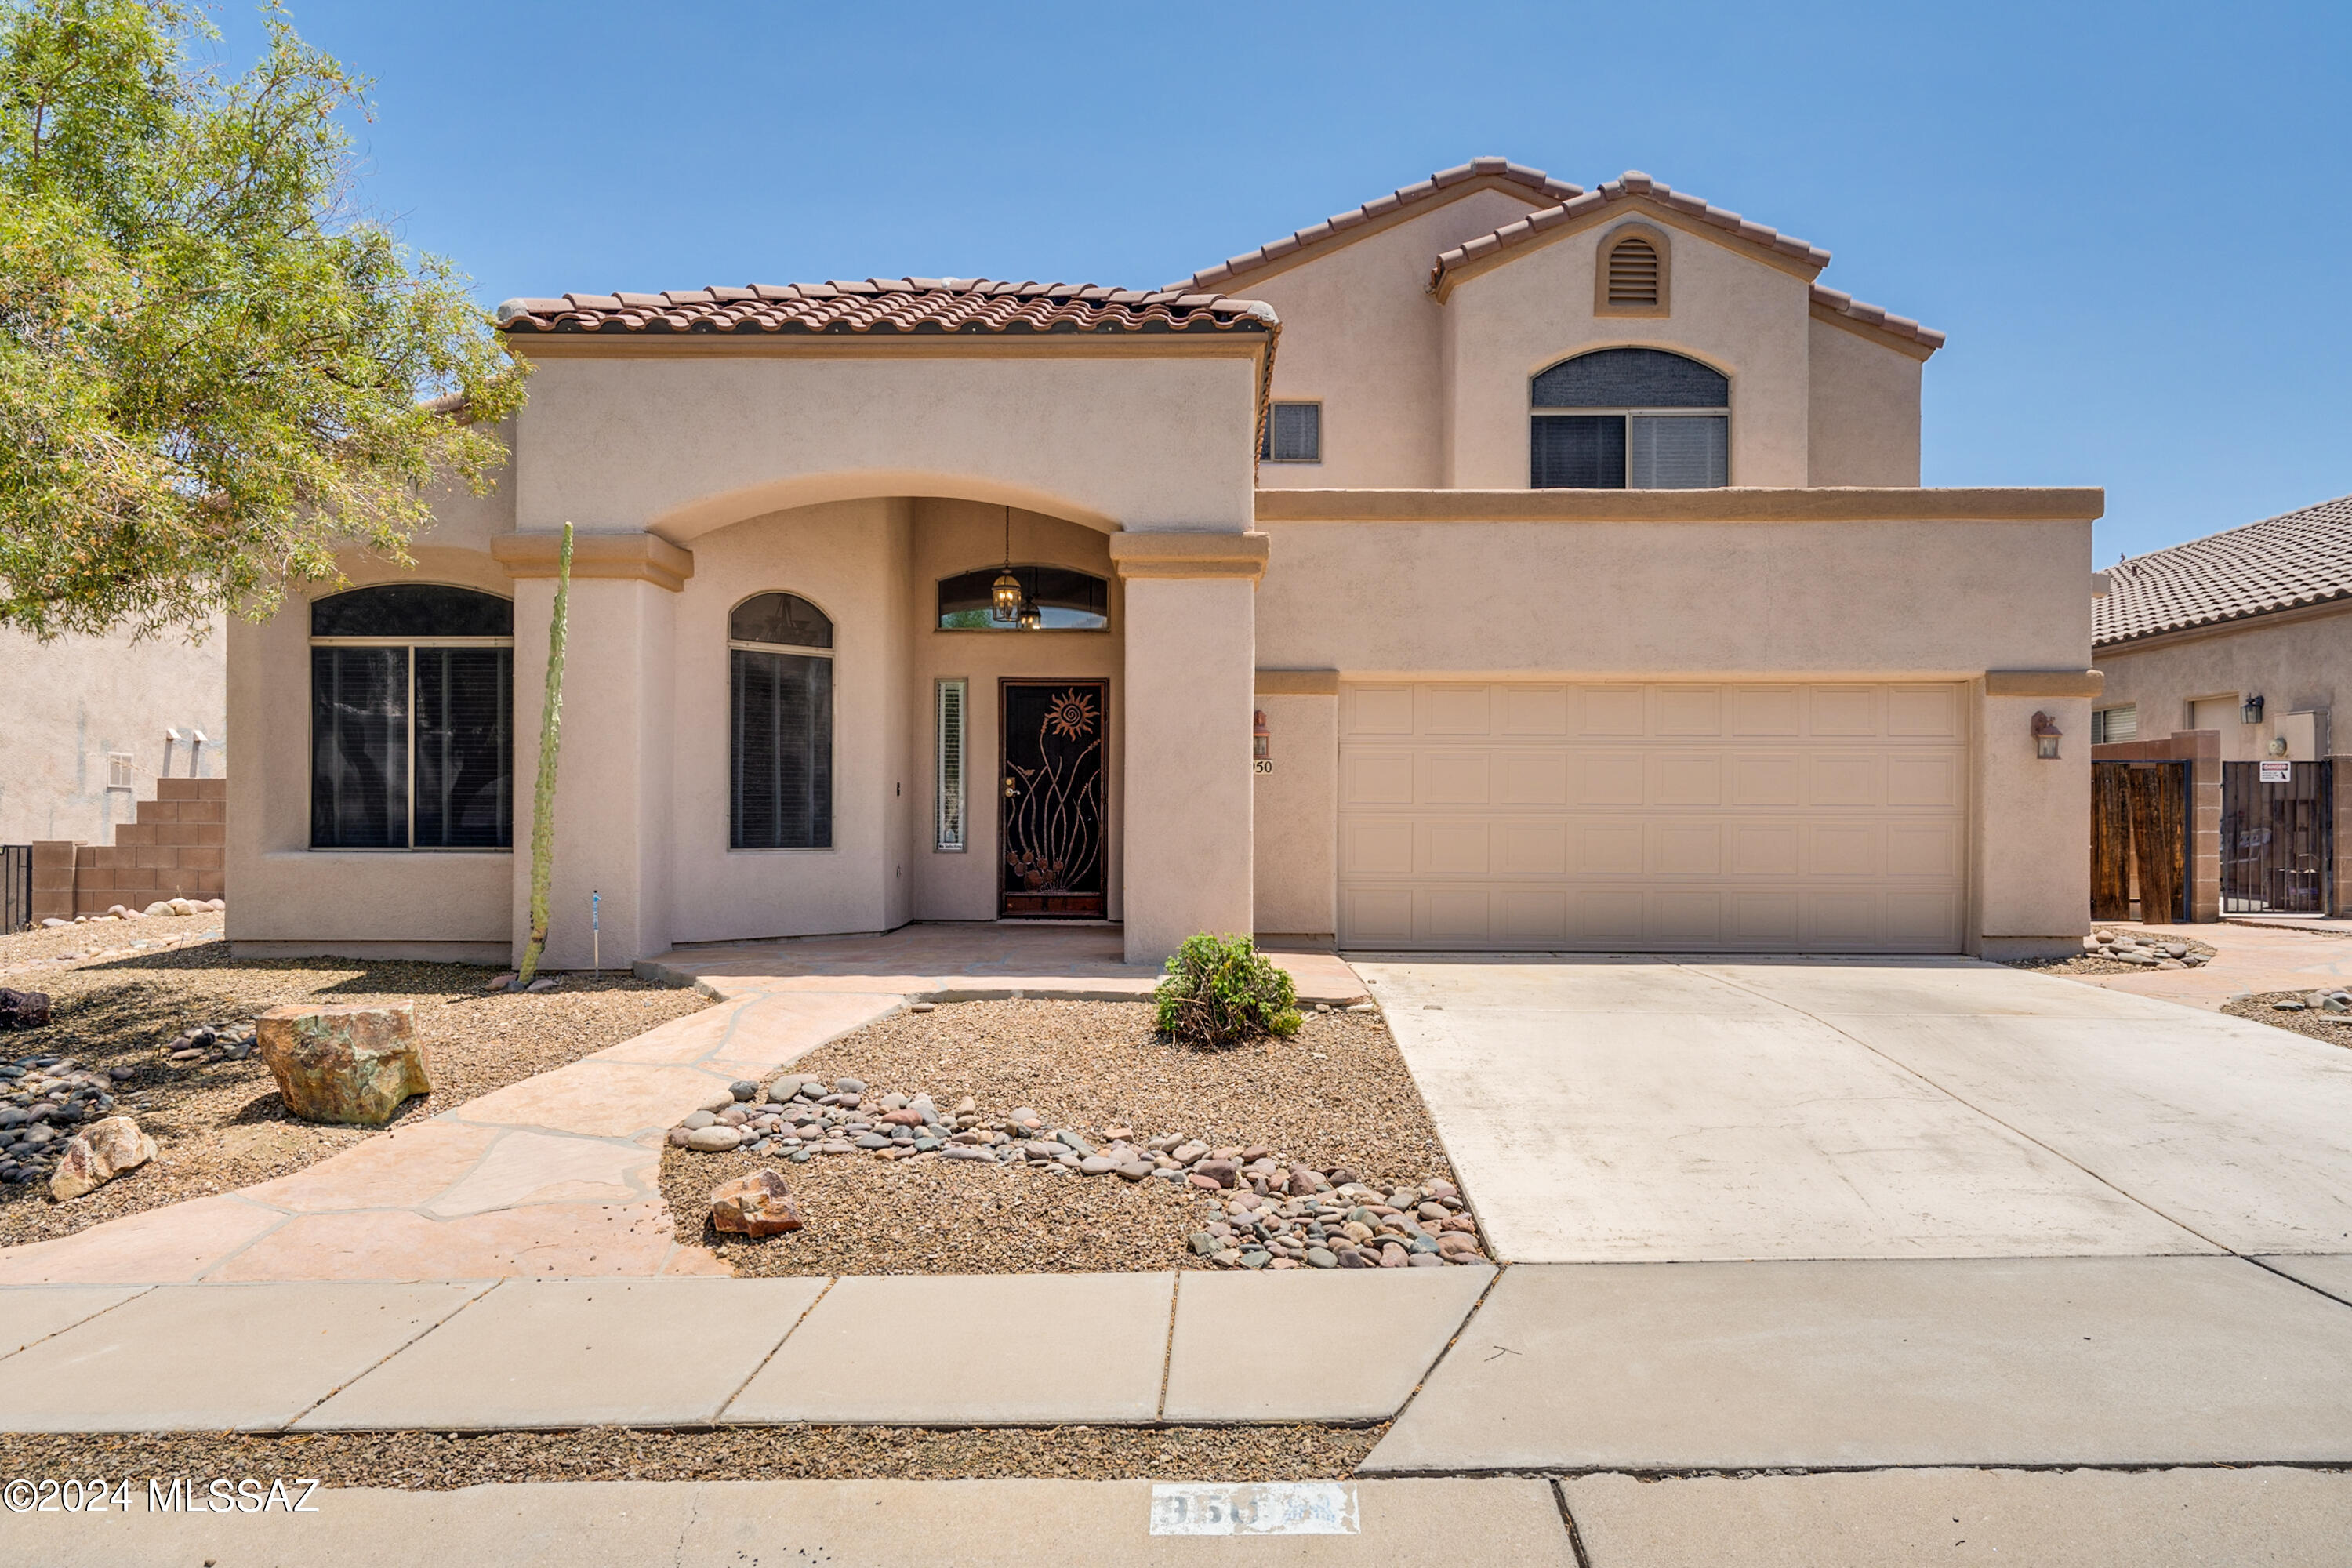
[[1000, 680, 1108, 918]]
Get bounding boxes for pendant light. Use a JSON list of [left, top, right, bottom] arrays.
[[990, 505, 1022, 624], [1018, 594, 1043, 632]]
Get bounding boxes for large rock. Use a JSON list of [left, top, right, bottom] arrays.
[[256, 1002, 432, 1126], [709, 1169, 803, 1236], [49, 1116, 157, 1200], [0, 988, 51, 1030]]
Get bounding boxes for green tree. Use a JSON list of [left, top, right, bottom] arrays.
[[0, 0, 524, 640]]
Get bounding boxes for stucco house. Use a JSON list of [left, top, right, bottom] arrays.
[[2092, 495, 2352, 920], [224, 158, 2103, 968]]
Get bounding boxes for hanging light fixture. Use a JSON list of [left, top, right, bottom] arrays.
[[1018, 593, 1043, 632], [990, 506, 1022, 624]]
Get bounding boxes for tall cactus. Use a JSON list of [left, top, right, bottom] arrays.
[[517, 522, 573, 985]]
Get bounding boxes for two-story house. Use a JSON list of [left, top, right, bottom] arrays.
[[222, 158, 2103, 967]]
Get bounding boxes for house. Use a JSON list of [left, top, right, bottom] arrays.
[[1, 625, 225, 847], [2092, 495, 2352, 920], [222, 158, 2103, 967]]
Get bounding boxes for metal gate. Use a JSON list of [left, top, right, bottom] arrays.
[[0, 845, 29, 935], [2091, 760, 2189, 924], [2221, 760, 2333, 915]]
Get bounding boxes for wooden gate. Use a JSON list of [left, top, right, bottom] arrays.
[[2092, 760, 2187, 923]]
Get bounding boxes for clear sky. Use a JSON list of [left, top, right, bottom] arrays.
[[210, 0, 2350, 561]]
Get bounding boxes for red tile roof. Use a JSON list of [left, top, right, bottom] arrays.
[[1807, 283, 1947, 352], [2096, 495, 2352, 647], [495, 278, 1277, 336], [1171, 157, 1584, 292], [1431, 170, 1834, 287]]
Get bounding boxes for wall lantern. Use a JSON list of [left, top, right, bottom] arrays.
[[2241, 693, 2266, 725], [990, 506, 1022, 624], [1253, 710, 1272, 774], [2031, 711, 2063, 760]]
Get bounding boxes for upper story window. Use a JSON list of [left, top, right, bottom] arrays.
[[730, 593, 834, 850], [936, 567, 1109, 631], [310, 584, 514, 851], [1530, 347, 1729, 490], [1596, 225, 1669, 316], [1261, 401, 1322, 463]]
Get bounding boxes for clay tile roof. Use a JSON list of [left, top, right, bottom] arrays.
[[1430, 170, 1835, 291], [1808, 284, 1947, 352], [2095, 495, 2352, 648], [1170, 156, 1584, 291], [494, 278, 1278, 337]]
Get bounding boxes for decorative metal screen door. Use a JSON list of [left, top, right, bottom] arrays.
[[2220, 760, 2333, 914], [999, 680, 1108, 917]]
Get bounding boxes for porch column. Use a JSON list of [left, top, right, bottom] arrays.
[[1109, 532, 1269, 965], [495, 532, 692, 970]]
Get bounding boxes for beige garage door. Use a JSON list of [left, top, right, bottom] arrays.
[[1338, 682, 1969, 952]]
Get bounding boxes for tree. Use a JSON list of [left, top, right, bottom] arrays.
[[0, 0, 524, 640]]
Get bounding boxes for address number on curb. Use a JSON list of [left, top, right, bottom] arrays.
[[1150, 1482, 1359, 1535]]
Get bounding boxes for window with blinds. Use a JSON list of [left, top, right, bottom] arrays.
[[1260, 401, 1321, 463], [936, 679, 967, 851], [309, 586, 513, 850], [2092, 705, 2139, 744], [1531, 347, 1727, 489], [1606, 236, 1661, 306], [729, 593, 836, 851]]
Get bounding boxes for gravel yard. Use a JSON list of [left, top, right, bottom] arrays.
[[2007, 928, 2217, 977], [661, 998, 1470, 1275], [0, 919, 706, 1248], [0, 1422, 1384, 1485], [2225, 989, 2352, 1050]]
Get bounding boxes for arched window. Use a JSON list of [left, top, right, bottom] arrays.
[[935, 567, 1109, 631], [1530, 347, 1729, 490], [730, 593, 834, 850], [310, 585, 514, 850]]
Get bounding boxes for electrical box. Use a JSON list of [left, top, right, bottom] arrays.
[[2280, 710, 2325, 760]]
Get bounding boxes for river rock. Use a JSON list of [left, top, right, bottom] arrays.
[[685, 1125, 745, 1152], [256, 1002, 432, 1125], [48, 1115, 157, 1200], [709, 1168, 803, 1236]]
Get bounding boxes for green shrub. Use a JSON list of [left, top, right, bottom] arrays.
[[1154, 932, 1302, 1046]]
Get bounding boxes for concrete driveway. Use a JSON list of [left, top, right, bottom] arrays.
[[1359, 955, 2352, 1263]]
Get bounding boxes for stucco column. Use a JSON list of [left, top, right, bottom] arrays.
[[501, 533, 690, 970], [1109, 532, 1269, 964], [1976, 670, 2100, 957]]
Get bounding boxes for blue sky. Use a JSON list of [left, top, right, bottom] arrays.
[[212, 0, 2350, 560]]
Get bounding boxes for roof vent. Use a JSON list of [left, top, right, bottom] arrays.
[[1606, 237, 1660, 307]]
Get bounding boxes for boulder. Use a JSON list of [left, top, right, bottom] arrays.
[[709, 1169, 803, 1236], [684, 1125, 744, 1152], [256, 1002, 432, 1126], [0, 988, 53, 1030], [48, 1116, 157, 1200]]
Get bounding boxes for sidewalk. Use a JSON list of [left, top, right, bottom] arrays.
[[0, 1269, 1492, 1433]]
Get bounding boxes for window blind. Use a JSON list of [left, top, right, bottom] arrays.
[[936, 679, 967, 851], [414, 647, 514, 848], [1628, 416, 1729, 488], [1531, 415, 1628, 489], [2092, 705, 2139, 744], [310, 646, 409, 848], [731, 648, 833, 849], [1261, 402, 1321, 462]]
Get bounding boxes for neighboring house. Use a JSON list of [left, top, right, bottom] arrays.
[[223, 158, 2103, 968], [0, 623, 227, 844], [2092, 495, 2352, 919]]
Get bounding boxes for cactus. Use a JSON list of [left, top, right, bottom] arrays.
[[517, 522, 573, 985]]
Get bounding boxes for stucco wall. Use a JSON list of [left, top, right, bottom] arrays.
[[1807, 318, 1923, 485], [508, 351, 1261, 539], [227, 545, 516, 956], [1250, 690, 1337, 937], [1441, 220, 1813, 488], [1976, 688, 2092, 951], [1232, 187, 1547, 491], [2096, 605, 2352, 763], [0, 622, 226, 844]]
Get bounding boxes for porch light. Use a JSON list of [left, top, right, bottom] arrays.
[[2031, 711, 2063, 760], [2241, 694, 2266, 724], [991, 506, 1022, 624], [1253, 710, 1271, 762], [1018, 596, 1042, 632]]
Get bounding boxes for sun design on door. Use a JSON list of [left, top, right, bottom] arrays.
[[1005, 686, 1103, 897]]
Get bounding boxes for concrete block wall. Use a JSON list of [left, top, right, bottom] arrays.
[[30, 778, 227, 920]]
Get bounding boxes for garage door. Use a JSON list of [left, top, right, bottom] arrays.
[[1338, 682, 1968, 952]]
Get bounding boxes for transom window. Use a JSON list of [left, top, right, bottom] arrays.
[[1530, 347, 1729, 490], [730, 593, 834, 850], [310, 585, 514, 850], [936, 568, 1109, 631]]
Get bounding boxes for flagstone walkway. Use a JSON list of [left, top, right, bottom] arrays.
[[0, 927, 1365, 1287]]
